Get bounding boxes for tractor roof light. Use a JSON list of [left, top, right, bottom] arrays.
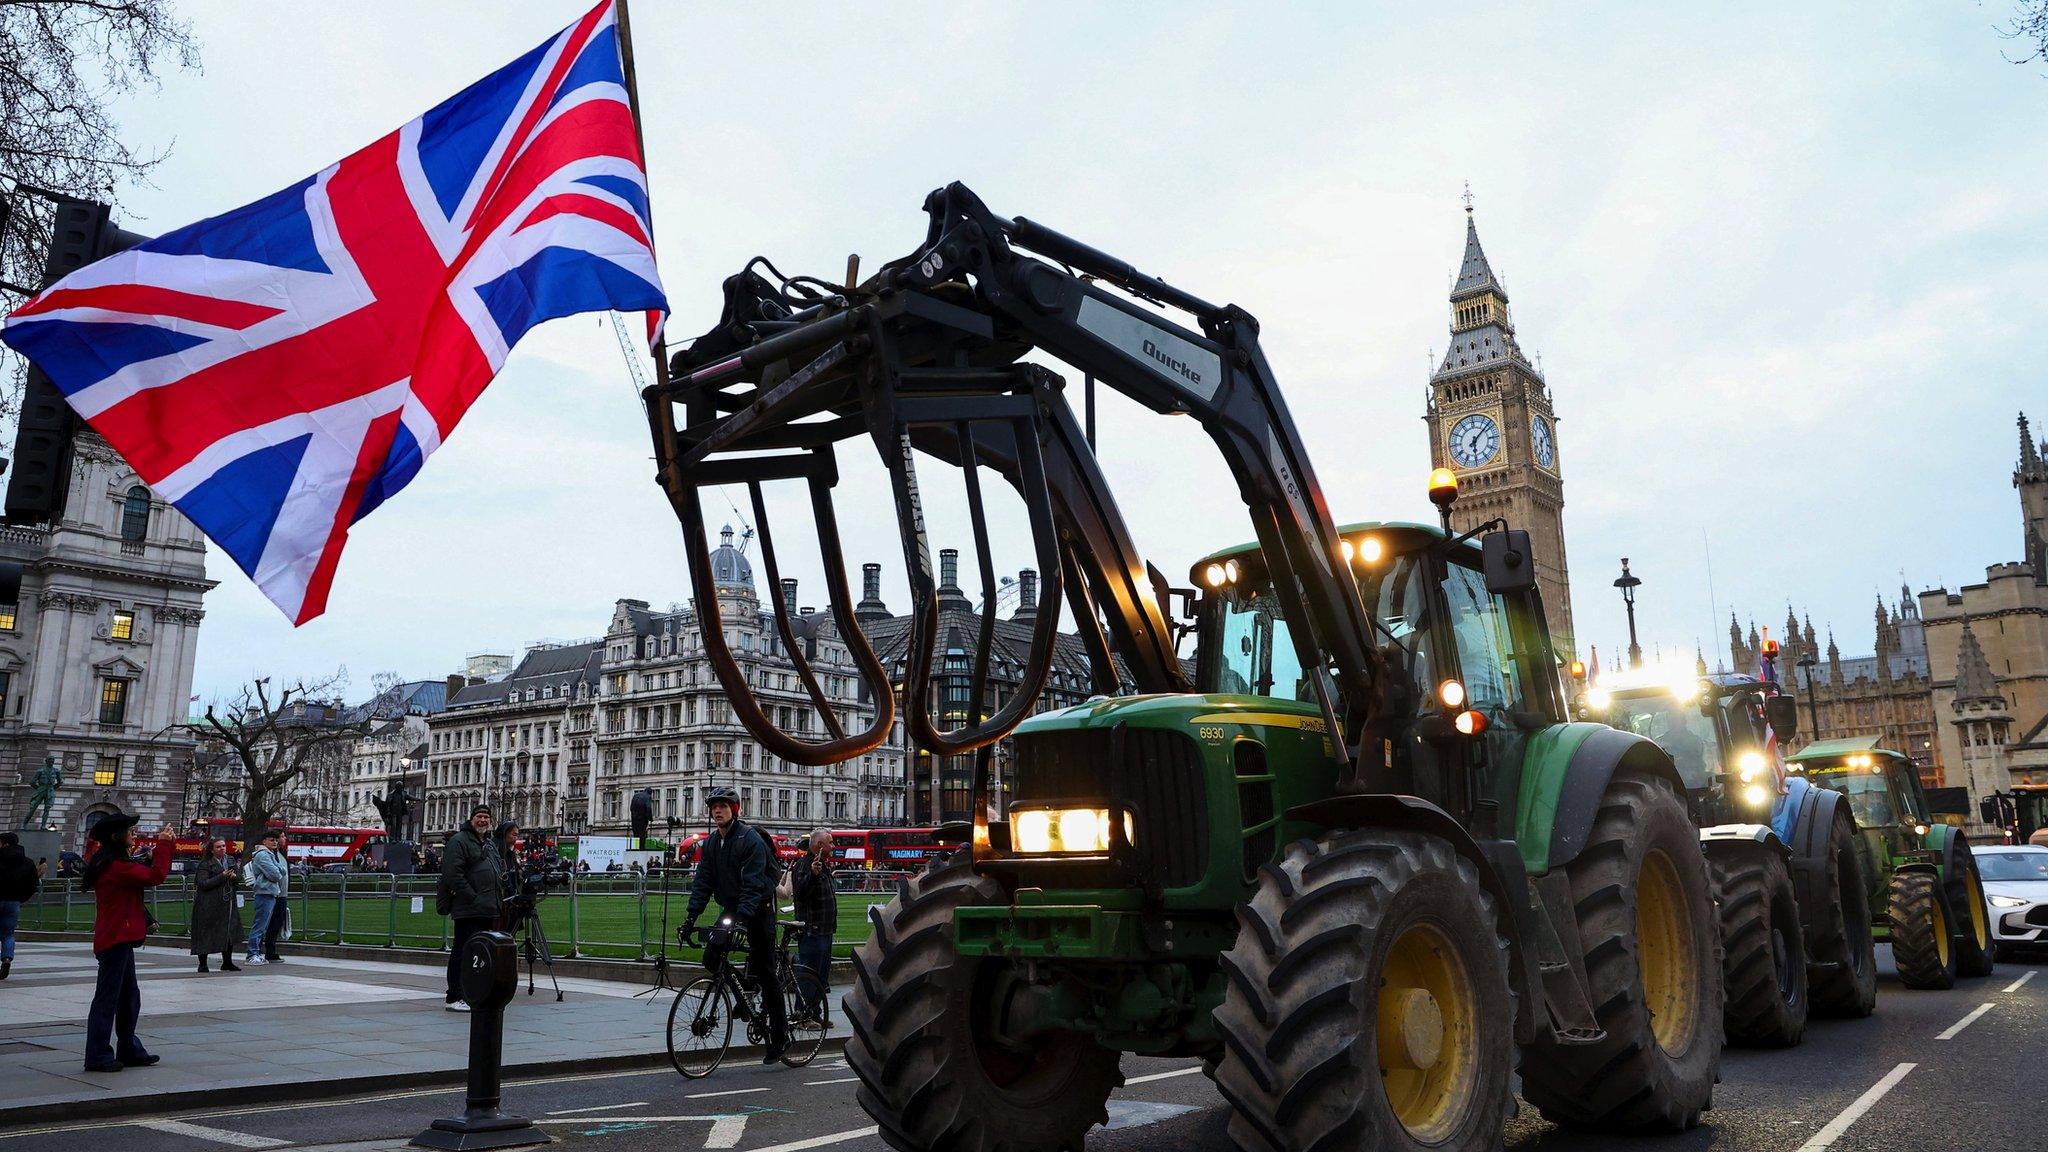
[[1203, 562, 1230, 588], [1357, 534, 1384, 564], [1737, 751, 1767, 782], [1568, 660, 1587, 682], [1340, 538, 1354, 564], [1438, 679, 1467, 709], [1428, 468, 1459, 509]]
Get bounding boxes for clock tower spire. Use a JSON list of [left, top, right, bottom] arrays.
[[1423, 193, 1575, 653]]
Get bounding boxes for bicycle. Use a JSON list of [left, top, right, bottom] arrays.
[[667, 918, 829, 1078]]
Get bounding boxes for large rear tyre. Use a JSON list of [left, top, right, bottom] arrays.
[[1807, 813, 1878, 1017], [1710, 848, 1808, 1047], [1889, 870, 1957, 990], [1943, 836, 1996, 978], [1213, 831, 1513, 1152], [1519, 771, 1723, 1132], [844, 855, 1123, 1152]]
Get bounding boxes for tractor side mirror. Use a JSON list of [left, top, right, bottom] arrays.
[[1980, 795, 2005, 826], [1924, 786, 1971, 817], [1766, 695, 1799, 740], [1481, 530, 1537, 595]]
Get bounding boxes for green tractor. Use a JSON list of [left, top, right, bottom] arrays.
[[650, 186, 1723, 1151], [1784, 738, 1994, 989], [1589, 673, 1877, 1046]]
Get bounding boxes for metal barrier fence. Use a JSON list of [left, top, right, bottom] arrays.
[[15, 869, 908, 960]]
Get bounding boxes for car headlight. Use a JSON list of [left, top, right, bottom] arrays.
[[1988, 894, 2029, 909], [1737, 751, 1767, 782], [1009, 806, 1132, 854]]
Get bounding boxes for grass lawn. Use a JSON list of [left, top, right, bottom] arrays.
[[18, 876, 891, 962]]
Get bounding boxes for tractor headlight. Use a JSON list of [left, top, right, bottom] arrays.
[[1737, 751, 1767, 782], [1585, 687, 1612, 711], [1009, 806, 1132, 854], [1989, 894, 2028, 909], [1743, 784, 1770, 807]]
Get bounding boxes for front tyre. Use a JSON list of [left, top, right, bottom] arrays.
[[1889, 870, 1956, 990], [1807, 813, 1878, 1017], [1519, 771, 1722, 1132], [1213, 831, 1513, 1152], [1943, 836, 1996, 978], [667, 975, 732, 1080], [844, 855, 1123, 1152], [1709, 847, 1808, 1047]]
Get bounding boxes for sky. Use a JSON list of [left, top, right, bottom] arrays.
[[61, 0, 2048, 704]]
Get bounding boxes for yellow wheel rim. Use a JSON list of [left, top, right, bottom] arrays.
[[1933, 894, 1950, 968], [1965, 869, 1990, 950], [1635, 849, 1700, 1054], [1378, 922, 1480, 1143]]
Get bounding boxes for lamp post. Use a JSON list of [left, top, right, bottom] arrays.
[[1614, 558, 1643, 670], [1796, 653, 1822, 742]]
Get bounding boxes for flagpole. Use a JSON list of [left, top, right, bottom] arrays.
[[613, 0, 678, 473]]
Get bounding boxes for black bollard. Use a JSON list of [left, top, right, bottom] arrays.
[[411, 931, 553, 1150]]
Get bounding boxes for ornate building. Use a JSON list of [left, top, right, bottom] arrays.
[[1424, 198, 1574, 653], [0, 429, 213, 839], [1732, 595, 1939, 784], [1918, 413, 2048, 825]]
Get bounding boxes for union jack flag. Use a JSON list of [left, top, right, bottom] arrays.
[[0, 0, 667, 624]]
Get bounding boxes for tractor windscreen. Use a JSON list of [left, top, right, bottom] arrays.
[[1802, 764, 1897, 828], [1603, 691, 1722, 791], [1206, 546, 1435, 704]]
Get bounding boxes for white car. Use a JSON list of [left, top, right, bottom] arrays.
[[1973, 844, 2048, 958]]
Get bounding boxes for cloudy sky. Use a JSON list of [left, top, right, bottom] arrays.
[[69, 1, 2048, 704]]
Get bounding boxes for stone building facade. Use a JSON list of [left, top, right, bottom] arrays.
[[1424, 200, 1574, 654], [342, 679, 447, 838], [0, 429, 212, 841], [1918, 413, 2048, 823]]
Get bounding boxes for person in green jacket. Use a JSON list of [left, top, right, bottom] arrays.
[[439, 805, 504, 1012]]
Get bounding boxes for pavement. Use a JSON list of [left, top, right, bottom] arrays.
[[0, 944, 2041, 1151], [0, 941, 848, 1127]]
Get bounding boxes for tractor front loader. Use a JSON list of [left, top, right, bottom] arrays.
[[644, 184, 1722, 1152], [1590, 673, 1878, 1045]]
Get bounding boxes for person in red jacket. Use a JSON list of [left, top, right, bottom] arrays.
[[80, 811, 173, 1073]]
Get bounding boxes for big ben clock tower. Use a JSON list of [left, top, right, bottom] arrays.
[[1424, 195, 1575, 654]]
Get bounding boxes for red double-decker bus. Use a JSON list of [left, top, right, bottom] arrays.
[[179, 819, 383, 867], [831, 828, 945, 869]]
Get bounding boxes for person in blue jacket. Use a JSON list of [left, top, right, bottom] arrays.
[[683, 786, 787, 1063]]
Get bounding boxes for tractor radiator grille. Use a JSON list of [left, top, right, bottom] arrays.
[[1011, 727, 1210, 888]]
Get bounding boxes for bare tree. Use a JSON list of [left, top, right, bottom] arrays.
[[166, 672, 371, 839], [2000, 0, 2048, 66], [1, 0, 199, 423]]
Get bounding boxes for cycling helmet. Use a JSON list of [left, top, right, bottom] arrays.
[[704, 785, 741, 809]]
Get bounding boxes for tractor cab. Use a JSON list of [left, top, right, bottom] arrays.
[[1586, 674, 1799, 823], [1789, 741, 1932, 843], [1191, 519, 1568, 832]]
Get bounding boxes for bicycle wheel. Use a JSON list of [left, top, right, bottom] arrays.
[[667, 975, 733, 1079], [781, 956, 829, 1067]]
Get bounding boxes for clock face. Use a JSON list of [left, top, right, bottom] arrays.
[[1448, 413, 1500, 468], [1531, 415, 1557, 469]]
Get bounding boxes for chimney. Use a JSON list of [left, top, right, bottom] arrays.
[[1012, 568, 1039, 621], [445, 674, 469, 700], [936, 548, 972, 613], [780, 577, 798, 615], [856, 562, 892, 624]]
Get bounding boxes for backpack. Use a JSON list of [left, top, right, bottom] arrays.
[[434, 871, 453, 916]]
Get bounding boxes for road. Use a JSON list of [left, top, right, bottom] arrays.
[[3, 948, 2039, 1152]]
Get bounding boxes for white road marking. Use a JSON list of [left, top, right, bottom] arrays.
[[133, 1119, 289, 1149], [741, 1126, 882, 1152], [2003, 969, 2037, 993], [1936, 1002, 1995, 1040], [539, 1113, 749, 1147], [1124, 1065, 1206, 1086], [805, 1076, 861, 1085], [1795, 1062, 1915, 1151], [708, 1116, 748, 1148], [687, 1086, 772, 1099], [546, 1101, 647, 1115]]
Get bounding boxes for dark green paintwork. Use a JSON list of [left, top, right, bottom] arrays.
[[1509, 723, 1607, 875]]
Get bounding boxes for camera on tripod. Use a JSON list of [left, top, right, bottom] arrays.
[[502, 861, 567, 921]]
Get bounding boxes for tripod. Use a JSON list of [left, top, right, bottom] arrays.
[[635, 818, 684, 1001], [506, 899, 563, 1002]]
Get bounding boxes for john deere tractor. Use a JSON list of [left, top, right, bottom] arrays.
[[1785, 739, 1994, 989], [1587, 673, 1877, 1046], [647, 185, 1722, 1151]]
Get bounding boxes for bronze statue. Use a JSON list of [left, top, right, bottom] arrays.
[[630, 788, 654, 842], [370, 780, 414, 838], [21, 756, 62, 829]]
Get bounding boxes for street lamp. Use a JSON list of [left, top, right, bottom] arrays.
[[1613, 559, 1643, 670], [1795, 653, 1822, 741]]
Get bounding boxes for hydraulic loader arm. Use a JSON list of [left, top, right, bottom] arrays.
[[650, 183, 1382, 779]]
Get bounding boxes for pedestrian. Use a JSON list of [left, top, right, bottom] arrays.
[[188, 837, 243, 973], [0, 831, 43, 980], [789, 829, 836, 1025], [439, 805, 504, 1012], [681, 786, 788, 1063], [80, 812, 173, 1072], [261, 832, 291, 962], [242, 828, 288, 965]]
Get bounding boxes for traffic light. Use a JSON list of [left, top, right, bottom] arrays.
[[4, 197, 151, 524]]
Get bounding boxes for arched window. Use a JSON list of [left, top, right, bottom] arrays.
[[120, 486, 151, 543]]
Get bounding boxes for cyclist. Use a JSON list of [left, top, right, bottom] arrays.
[[682, 786, 787, 1064]]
